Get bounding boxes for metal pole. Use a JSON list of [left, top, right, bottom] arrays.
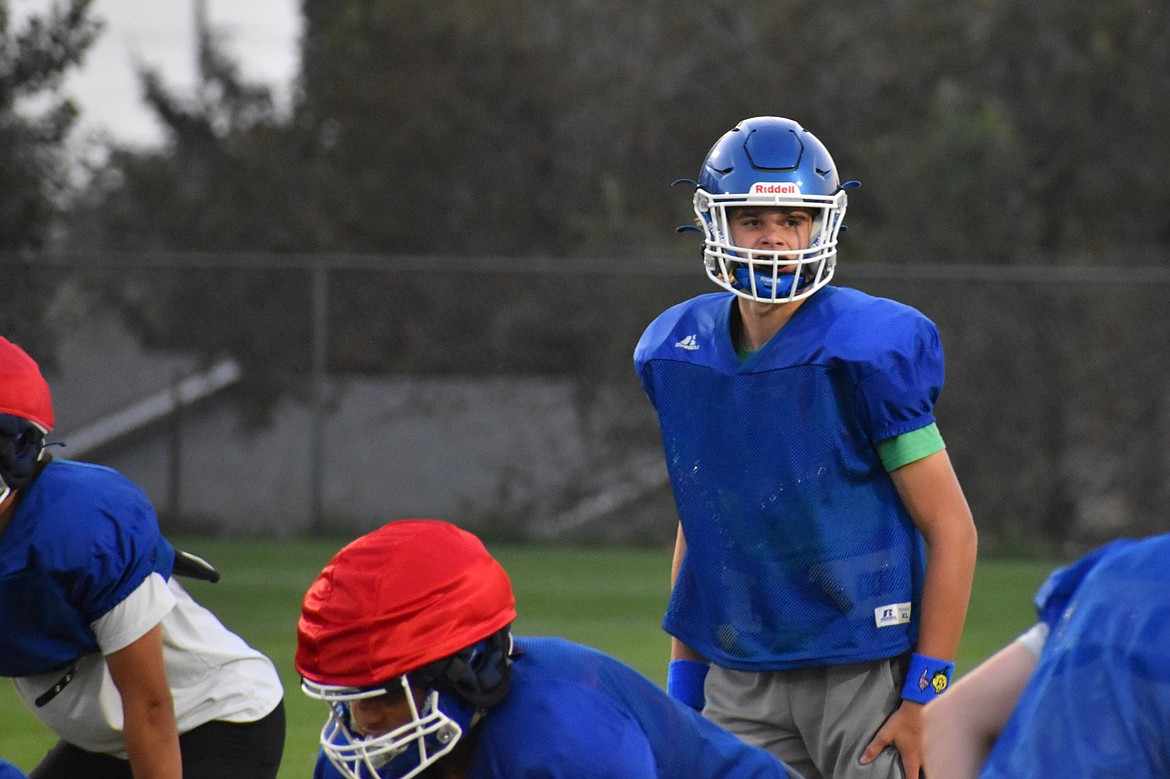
[[168, 369, 182, 519], [309, 264, 328, 534]]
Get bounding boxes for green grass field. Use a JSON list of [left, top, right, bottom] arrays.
[[0, 538, 1058, 776]]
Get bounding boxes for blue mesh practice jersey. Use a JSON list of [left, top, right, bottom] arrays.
[[979, 533, 1170, 777], [634, 287, 944, 669], [0, 460, 174, 677], [315, 636, 804, 778]]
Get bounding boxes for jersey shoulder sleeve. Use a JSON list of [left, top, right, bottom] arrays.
[[818, 289, 945, 441], [477, 680, 655, 778], [475, 638, 798, 779], [1032, 538, 1136, 628], [635, 293, 729, 363], [634, 293, 734, 402], [91, 572, 176, 653], [21, 461, 167, 623], [473, 640, 656, 778]]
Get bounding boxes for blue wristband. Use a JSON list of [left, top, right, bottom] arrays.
[[901, 652, 955, 704], [667, 659, 709, 711]]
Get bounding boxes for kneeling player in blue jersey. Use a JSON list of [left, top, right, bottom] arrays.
[[923, 531, 1170, 778], [0, 336, 285, 779], [296, 519, 805, 779]]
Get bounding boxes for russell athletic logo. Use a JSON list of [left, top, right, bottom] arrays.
[[874, 602, 912, 628], [750, 182, 800, 195]]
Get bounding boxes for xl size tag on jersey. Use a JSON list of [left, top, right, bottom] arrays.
[[875, 602, 912, 628]]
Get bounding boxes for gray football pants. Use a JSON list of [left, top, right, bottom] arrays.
[[704, 657, 909, 779]]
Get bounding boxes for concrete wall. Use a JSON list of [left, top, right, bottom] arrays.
[[57, 370, 672, 541]]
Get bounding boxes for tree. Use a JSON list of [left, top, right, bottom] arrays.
[[0, 0, 100, 356], [52, 0, 1170, 541], [60, 0, 321, 422], [72, 0, 297, 252]]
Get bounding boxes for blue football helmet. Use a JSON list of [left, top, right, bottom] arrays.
[[693, 116, 852, 304]]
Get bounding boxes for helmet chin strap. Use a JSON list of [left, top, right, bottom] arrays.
[[731, 266, 811, 298]]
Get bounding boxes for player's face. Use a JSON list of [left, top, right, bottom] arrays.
[[349, 688, 423, 737], [727, 207, 813, 259]]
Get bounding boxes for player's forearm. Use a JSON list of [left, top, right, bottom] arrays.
[[922, 640, 1038, 779], [669, 523, 686, 588], [921, 729, 992, 779], [915, 515, 978, 659], [889, 449, 978, 659], [106, 626, 182, 779], [123, 703, 182, 779]]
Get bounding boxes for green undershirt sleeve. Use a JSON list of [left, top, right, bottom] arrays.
[[877, 422, 945, 472]]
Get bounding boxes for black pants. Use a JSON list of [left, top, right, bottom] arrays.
[[30, 699, 285, 779]]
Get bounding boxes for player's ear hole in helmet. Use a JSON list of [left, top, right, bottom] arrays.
[[0, 414, 50, 503], [408, 626, 516, 711]]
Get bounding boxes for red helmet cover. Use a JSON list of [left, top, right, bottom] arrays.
[[0, 336, 54, 431], [295, 519, 517, 688]]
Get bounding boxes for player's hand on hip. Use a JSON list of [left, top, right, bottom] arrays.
[[861, 700, 924, 778]]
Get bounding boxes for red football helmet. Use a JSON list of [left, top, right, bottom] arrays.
[[296, 519, 517, 779], [0, 336, 54, 432], [0, 336, 54, 503]]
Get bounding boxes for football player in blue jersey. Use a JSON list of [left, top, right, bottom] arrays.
[[295, 518, 807, 779], [633, 116, 979, 778], [923, 531, 1170, 778], [0, 336, 285, 779]]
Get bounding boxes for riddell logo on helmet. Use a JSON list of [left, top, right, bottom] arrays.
[[750, 182, 800, 195]]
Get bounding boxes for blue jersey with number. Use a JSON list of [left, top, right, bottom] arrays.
[[979, 534, 1170, 777], [0, 460, 174, 677], [634, 287, 943, 670], [314, 636, 803, 779]]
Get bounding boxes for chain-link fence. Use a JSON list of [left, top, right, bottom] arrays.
[[5, 252, 1169, 551]]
